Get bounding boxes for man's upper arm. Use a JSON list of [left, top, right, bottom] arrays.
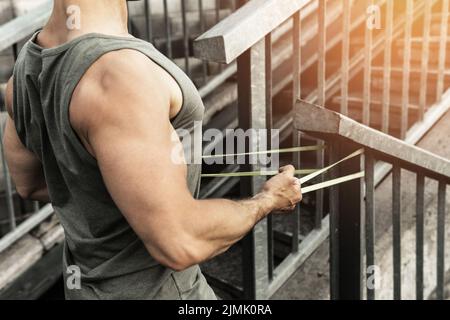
[[70, 50, 197, 266], [3, 77, 46, 199]]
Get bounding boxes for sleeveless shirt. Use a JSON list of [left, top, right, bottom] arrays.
[[12, 32, 215, 300]]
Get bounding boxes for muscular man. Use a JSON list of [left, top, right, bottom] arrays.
[[3, 0, 302, 299]]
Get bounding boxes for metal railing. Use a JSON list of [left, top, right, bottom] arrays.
[[194, 0, 450, 299], [294, 100, 449, 300]]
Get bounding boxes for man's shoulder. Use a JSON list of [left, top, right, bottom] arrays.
[[69, 48, 172, 133]]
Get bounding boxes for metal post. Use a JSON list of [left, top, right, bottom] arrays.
[[415, 173, 425, 300], [436, 181, 446, 300], [400, 0, 413, 139], [335, 140, 363, 300], [363, 0, 373, 126], [181, 0, 190, 76], [329, 143, 340, 300], [291, 11, 301, 253], [316, 0, 326, 230], [144, 0, 153, 43], [381, 0, 394, 133], [163, 0, 172, 58], [436, 0, 449, 100], [199, 0, 208, 85], [238, 39, 269, 300], [265, 32, 274, 280], [418, 0, 432, 121], [392, 165, 402, 300], [365, 150, 375, 300]]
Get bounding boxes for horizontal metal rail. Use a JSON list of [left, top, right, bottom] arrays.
[[194, 0, 313, 63], [0, 204, 53, 253], [294, 100, 450, 182]]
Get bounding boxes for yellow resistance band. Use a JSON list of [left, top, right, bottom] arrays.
[[201, 148, 365, 194]]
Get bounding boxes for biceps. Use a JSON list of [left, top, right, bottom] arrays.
[[91, 118, 194, 241]]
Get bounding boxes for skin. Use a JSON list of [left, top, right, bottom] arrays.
[[3, 0, 302, 271]]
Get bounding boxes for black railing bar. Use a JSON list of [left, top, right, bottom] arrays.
[[265, 31, 275, 279], [291, 11, 301, 253], [392, 165, 402, 300], [198, 0, 208, 85], [365, 150, 376, 300], [144, 0, 153, 43], [415, 173, 425, 300], [329, 143, 340, 300], [180, 0, 190, 76], [436, 181, 446, 300], [163, 0, 173, 59], [315, 0, 326, 230]]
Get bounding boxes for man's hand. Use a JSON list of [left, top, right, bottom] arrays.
[[259, 165, 303, 212]]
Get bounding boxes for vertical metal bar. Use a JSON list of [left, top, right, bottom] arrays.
[[436, 181, 446, 300], [238, 39, 269, 300], [340, 0, 351, 116], [163, 0, 172, 59], [365, 151, 375, 300], [199, 0, 208, 85], [436, 0, 449, 100], [126, 1, 133, 35], [329, 143, 340, 300], [381, 0, 394, 134], [144, 0, 153, 42], [315, 0, 326, 230], [415, 173, 425, 300], [215, 0, 221, 22], [265, 33, 274, 280], [392, 166, 402, 300], [291, 11, 301, 253], [215, 0, 223, 73], [418, 0, 432, 121], [181, 0, 190, 76], [336, 141, 363, 300], [400, 0, 413, 140], [362, 0, 373, 126], [317, 0, 326, 107]]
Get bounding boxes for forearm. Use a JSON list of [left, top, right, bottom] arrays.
[[185, 193, 275, 261]]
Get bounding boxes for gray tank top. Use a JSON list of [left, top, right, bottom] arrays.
[[12, 32, 215, 300]]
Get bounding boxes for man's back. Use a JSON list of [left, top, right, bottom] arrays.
[[10, 31, 212, 299]]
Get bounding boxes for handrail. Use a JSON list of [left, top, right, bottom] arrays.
[[194, 0, 314, 64], [0, 0, 52, 52], [294, 100, 450, 182]]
